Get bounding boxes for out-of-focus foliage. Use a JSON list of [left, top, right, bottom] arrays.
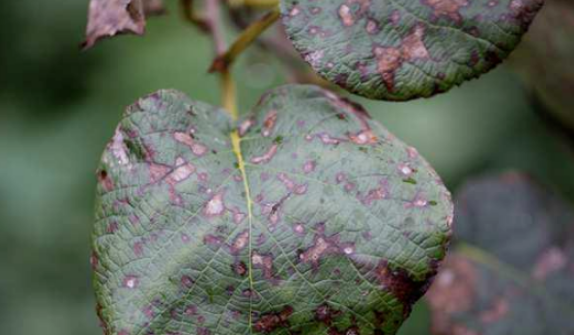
[[1, 1, 574, 335], [428, 173, 574, 335], [512, 0, 574, 130]]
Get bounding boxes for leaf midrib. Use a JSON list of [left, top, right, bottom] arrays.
[[230, 130, 256, 334]]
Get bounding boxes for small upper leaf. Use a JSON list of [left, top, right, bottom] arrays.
[[92, 85, 452, 334], [281, 0, 544, 100], [83, 0, 164, 49], [427, 173, 574, 335]]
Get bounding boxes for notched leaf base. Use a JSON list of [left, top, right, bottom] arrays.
[[92, 85, 453, 334]]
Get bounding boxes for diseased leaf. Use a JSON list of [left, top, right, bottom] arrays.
[[83, 0, 165, 49], [92, 85, 452, 334], [281, 0, 544, 101], [427, 172, 574, 335], [512, 0, 574, 129]]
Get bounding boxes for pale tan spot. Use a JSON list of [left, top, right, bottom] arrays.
[[425, 0, 469, 22]]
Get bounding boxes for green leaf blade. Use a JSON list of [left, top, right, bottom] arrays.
[[280, 0, 544, 100], [92, 85, 452, 334]]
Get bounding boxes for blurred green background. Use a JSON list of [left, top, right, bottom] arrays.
[[1, 1, 573, 334]]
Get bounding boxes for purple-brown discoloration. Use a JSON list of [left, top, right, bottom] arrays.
[[239, 117, 256, 137], [374, 260, 437, 317], [252, 251, 276, 280], [251, 144, 279, 165], [97, 169, 114, 192], [315, 304, 342, 326], [423, 0, 469, 23], [374, 24, 430, 92], [427, 256, 477, 333], [232, 261, 248, 277], [299, 232, 356, 268], [338, 0, 372, 27], [359, 179, 390, 206], [262, 110, 278, 137], [254, 306, 294, 333], [203, 192, 226, 217], [230, 230, 250, 254], [174, 132, 208, 157], [277, 173, 309, 195]]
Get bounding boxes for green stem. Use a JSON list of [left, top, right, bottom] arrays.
[[210, 7, 281, 73]]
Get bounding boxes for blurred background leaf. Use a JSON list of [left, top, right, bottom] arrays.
[[427, 172, 574, 335], [511, 0, 574, 132], [1, 1, 574, 334]]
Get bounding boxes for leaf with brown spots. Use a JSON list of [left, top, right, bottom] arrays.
[[91, 85, 452, 334], [427, 172, 574, 335], [281, 0, 544, 100], [83, 0, 165, 49]]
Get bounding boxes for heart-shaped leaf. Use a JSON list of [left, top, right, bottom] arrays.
[[83, 0, 165, 49], [281, 0, 544, 101], [427, 173, 574, 335], [92, 85, 452, 334]]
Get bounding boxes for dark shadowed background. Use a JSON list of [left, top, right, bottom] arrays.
[[1, 1, 573, 334]]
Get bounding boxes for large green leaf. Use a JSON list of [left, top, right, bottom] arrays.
[[281, 0, 544, 101], [92, 85, 452, 334], [427, 173, 574, 335]]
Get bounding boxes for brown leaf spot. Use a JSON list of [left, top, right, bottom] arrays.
[[262, 110, 278, 137], [252, 251, 276, 280], [203, 192, 226, 217], [167, 157, 195, 185], [232, 261, 248, 277], [401, 25, 430, 60], [315, 304, 342, 326], [358, 179, 389, 206], [348, 129, 378, 145], [299, 233, 353, 268], [374, 260, 435, 316], [374, 47, 403, 92], [97, 169, 114, 192], [251, 144, 279, 165], [238, 117, 256, 137], [254, 306, 294, 333], [374, 25, 430, 92], [337, 0, 372, 27], [173, 132, 208, 157], [106, 127, 130, 166], [423, 0, 469, 23], [339, 5, 355, 26], [230, 230, 250, 254]]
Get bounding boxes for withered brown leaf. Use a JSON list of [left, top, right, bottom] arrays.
[[83, 0, 164, 49]]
